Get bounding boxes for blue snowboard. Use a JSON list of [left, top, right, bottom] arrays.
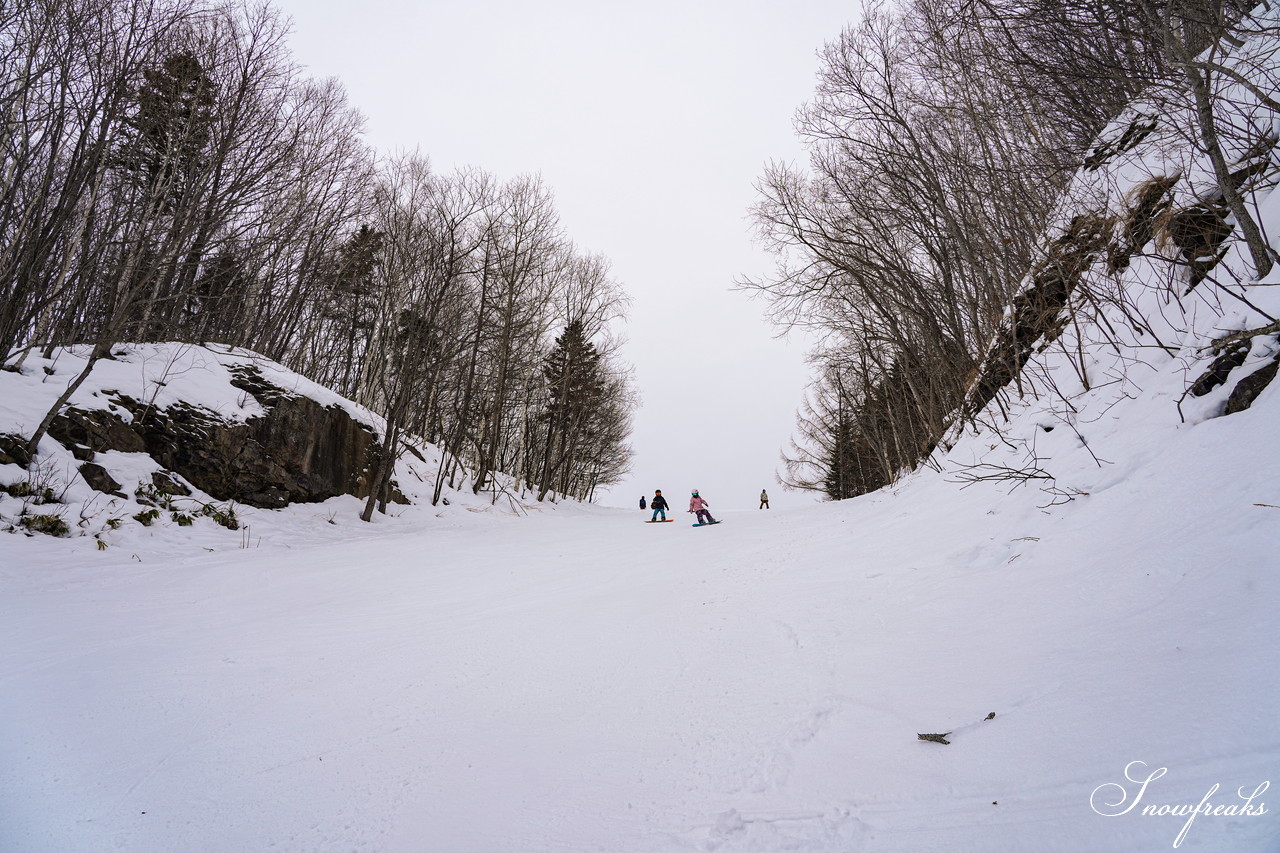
[[691, 520, 722, 527]]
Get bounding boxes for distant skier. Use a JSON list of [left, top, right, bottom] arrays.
[[759, 489, 769, 509], [689, 490, 717, 525], [640, 495, 647, 510], [650, 490, 669, 521]]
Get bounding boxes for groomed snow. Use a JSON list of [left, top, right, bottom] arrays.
[[4, 12, 1280, 851], [2, 363, 1277, 851]]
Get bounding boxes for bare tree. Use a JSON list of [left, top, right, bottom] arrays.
[[1, 0, 637, 509]]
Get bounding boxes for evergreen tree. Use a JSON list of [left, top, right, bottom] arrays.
[[823, 407, 861, 501], [538, 320, 606, 500], [116, 51, 217, 212], [325, 225, 384, 393], [108, 49, 220, 341]]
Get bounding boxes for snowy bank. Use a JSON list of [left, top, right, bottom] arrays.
[[0, 342, 584, 561]]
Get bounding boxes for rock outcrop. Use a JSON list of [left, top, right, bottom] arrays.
[[45, 366, 404, 509], [965, 213, 1114, 419], [1225, 354, 1280, 415], [77, 462, 125, 497]]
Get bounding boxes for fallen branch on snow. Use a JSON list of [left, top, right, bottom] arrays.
[[918, 713, 997, 746]]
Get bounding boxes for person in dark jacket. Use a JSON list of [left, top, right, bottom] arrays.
[[640, 496, 647, 510], [650, 490, 669, 521]]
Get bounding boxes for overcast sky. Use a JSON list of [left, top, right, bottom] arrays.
[[271, 0, 858, 511]]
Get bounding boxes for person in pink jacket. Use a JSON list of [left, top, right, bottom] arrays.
[[688, 490, 717, 525]]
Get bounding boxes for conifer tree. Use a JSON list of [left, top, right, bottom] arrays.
[[327, 224, 384, 393], [116, 50, 216, 213], [823, 408, 861, 501], [537, 320, 606, 500], [23, 46, 222, 459]]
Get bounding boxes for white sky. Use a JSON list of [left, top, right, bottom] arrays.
[[271, 0, 858, 510]]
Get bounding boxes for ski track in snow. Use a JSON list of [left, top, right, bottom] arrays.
[[3, 363, 1278, 852], [3, 422, 1279, 853], [7, 42, 1280, 848]]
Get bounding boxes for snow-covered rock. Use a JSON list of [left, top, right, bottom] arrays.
[[0, 342, 568, 555], [1, 13, 1278, 853]]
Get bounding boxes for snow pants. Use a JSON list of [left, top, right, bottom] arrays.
[[695, 509, 715, 524], [651, 508, 666, 521]]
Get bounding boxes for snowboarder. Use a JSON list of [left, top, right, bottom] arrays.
[[649, 490, 669, 521], [760, 489, 769, 509], [689, 490, 717, 525], [640, 495, 647, 510]]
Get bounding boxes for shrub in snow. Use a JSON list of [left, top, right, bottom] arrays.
[[198, 503, 239, 531], [5, 481, 57, 503], [133, 508, 160, 527], [18, 512, 69, 537]]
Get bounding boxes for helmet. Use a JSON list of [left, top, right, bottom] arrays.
[[654, 490, 661, 494], [692, 490, 699, 496]]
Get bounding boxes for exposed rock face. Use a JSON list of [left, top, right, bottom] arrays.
[[48, 407, 146, 460], [1189, 342, 1251, 397], [1225, 355, 1280, 415], [1161, 203, 1234, 292], [1083, 115, 1157, 172], [78, 462, 124, 497], [0, 433, 30, 466], [46, 366, 405, 509], [966, 213, 1113, 418], [1107, 175, 1178, 274]]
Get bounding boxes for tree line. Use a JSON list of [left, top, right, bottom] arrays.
[[0, 0, 635, 514], [744, 0, 1276, 499]]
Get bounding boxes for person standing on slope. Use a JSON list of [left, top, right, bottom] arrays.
[[640, 495, 647, 510], [650, 490, 669, 521], [759, 489, 770, 509], [689, 490, 717, 525]]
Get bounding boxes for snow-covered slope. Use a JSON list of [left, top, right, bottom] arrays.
[[1, 399, 1276, 851], [0, 342, 568, 560], [4, 16, 1280, 853], [1, 282, 1277, 851], [2, 328, 1278, 851]]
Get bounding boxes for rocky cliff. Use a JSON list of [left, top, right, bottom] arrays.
[[41, 363, 397, 509], [0, 344, 420, 545]]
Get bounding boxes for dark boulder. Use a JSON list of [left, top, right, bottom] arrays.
[[1189, 342, 1251, 397], [1225, 355, 1280, 415], [78, 462, 125, 497], [151, 470, 191, 496], [0, 433, 31, 467]]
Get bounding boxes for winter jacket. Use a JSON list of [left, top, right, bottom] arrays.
[[651, 495, 668, 511], [689, 496, 709, 513], [640, 497, 647, 509]]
